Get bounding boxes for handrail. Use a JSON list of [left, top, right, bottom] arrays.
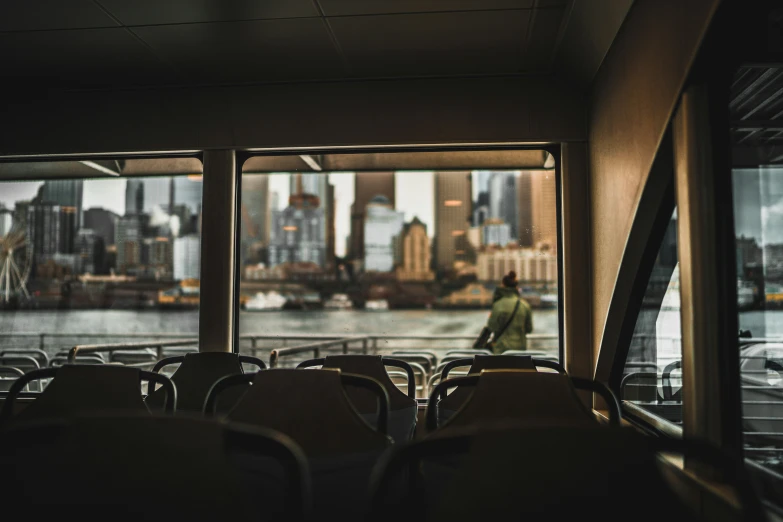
[[269, 336, 372, 368], [69, 339, 198, 362]]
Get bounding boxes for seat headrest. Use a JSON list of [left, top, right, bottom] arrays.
[[323, 355, 414, 411], [14, 365, 148, 422], [439, 355, 536, 411], [147, 352, 244, 412], [228, 369, 390, 457], [438, 371, 596, 434]]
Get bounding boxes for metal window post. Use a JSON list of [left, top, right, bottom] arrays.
[[199, 150, 237, 353]]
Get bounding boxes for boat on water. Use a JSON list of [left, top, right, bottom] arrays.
[[365, 299, 389, 311], [244, 291, 287, 311], [324, 293, 353, 310]]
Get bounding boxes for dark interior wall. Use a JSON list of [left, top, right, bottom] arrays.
[[0, 76, 585, 157], [588, 0, 721, 368]]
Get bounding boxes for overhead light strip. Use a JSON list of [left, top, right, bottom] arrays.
[[80, 160, 120, 177]]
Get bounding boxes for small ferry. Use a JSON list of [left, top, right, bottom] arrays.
[[324, 293, 353, 310]]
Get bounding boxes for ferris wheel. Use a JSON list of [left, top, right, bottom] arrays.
[[0, 210, 32, 303]]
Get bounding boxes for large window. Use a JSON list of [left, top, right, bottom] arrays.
[[730, 66, 783, 484], [237, 153, 561, 378], [620, 208, 683, 425], [0, 158, 203, 371]]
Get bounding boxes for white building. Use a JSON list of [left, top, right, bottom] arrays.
[[363, 195, 404, 272], [477, 247, 557, 282], [482, 219, 512, 246], [174, 235, 200, 280]]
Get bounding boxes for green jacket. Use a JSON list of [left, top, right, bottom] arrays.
[[487, 287, 533, 354]]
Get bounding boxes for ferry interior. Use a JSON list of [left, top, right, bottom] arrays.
[[1, 1, 782, 521]]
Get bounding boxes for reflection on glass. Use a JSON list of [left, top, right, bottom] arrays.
[[731, 66, 783, 483], [621, 209, 683, 423], [238, 168, 560, 370]]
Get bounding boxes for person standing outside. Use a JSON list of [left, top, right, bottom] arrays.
[[487, 271, 533, 354]]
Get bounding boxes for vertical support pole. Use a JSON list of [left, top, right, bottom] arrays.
[[199, 150, 237, 353], [673, 85, 742, 472], [39, 333, 45, 351], [343, 341, 348, 354], [362, 338, 368, 355], [372, 338, 378, 355]]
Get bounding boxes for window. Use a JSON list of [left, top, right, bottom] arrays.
[[620, 208, 683, 425], [0, 158, 203, 370], [730, 66, 783, 482], [238, 152, 561, 381]]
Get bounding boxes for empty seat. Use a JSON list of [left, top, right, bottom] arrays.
[[428, 370, 620, 434], [368, 425, 762, 522], [0, 366, 24, 392], [0, 348, 49, 367], [435, 355, 537, 424], [386, 353, 434, 376], [109, 348, 159, 366], [0, 354, 42, 390], [0, 414, 312, 522], [50, 354, 106, 366], [205, 368, 391, 520], [146, 352, 265, 413], [0, 365, 175, 424], [298, 355, 418, 443]]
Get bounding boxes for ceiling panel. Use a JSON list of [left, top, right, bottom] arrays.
[[0, 1, 118, 32], [0, 28, 172, 86], [331, 10, 531, 77], [96, 0, 318, 26], [520, 7, 566, 71], [317, 0, 533, 16], [132, 18, 345, 83]]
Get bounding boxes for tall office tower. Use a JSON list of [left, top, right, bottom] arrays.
[[487, 172, 518, 239], [530, 170, 558, 252], [268, 194, 326, 268], [39, 179, 84, 228], [116, 215, 142, 273], [290, 173, 330, 266], [125, 180, 144, 215], [83, 208, 119, 247], [0, 204, 12, 236], [363, 196, 404, 272], [173, 176, 203, 214], [395, 217, 435, 281], [326, 182, 336, 269], [27, 201, 77, 264], [474, 171, 493, 194], [76, 229, 106, 275], [241, 175, 270, 266], [349, 171, 395, 259], [142, 178, 172, 214], [433, 171, 472, 270], [174, 235, 201, 280], [517, 171, 534, 247]]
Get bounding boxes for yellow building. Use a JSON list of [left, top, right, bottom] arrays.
[[395, 217, 435, 281], [477, 246, 557, 283]]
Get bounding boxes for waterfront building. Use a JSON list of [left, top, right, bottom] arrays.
[[76, 229, 106, 275], [482, 218, 512, 246], [433, 171, 472, 270], [488, 172, 518, 239], [477, 246, 558, 282], [364, 195, 404, 272], [268, 194, 326, 267], [174, 235, 200, 280], [395, 217, 434, 281], [83, 207, 119, 246], [350, 171, 395, 259], [116, 215, 142, 273]]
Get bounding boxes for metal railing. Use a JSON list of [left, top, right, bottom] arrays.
[[68, 339, 199, 363]]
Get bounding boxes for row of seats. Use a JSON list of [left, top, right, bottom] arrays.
[[0, 353, 763, 521]]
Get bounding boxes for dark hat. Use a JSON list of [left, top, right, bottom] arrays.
[[502, 271, 518, 288]]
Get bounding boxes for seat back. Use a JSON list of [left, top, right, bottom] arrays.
[[146, 352, 246, 413], [3, 365, 156, 423], [0, 349, 49, 367], [322, 355, 418, 442], [109, 349, 158, 366], [438, 355, 536, 412], [434, 371, 597, 434], [226, 369, 391, 457], [0, 414, 311, 522], [0, 366, 24, 392]]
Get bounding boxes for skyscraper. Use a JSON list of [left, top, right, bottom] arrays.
[[268, 194, 326, 267], [174, 235, 201, 280], [83, 208, 119, 247], [433, 171, 472, 270], [487, 172, 518, 240], [125, 180, 144, 216], [241, 175, 270, 267], [350, 172, 395, 259], [517, 171, 534, 247], [116, 215, 142, 273], [39, 179, 83, 227], [395, 217, 434, 281], [173, 176, 203, 214], [363, 196, 404, 272], [27, 201, 77, 264], [530, 170, 558, 252]]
